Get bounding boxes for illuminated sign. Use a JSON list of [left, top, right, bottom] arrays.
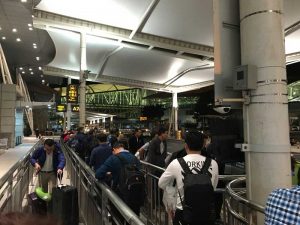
[[140, 116, 147, 121], [56, 104, 67, 112], [71, 105, 80, 112], [67, 84, 78, 103]]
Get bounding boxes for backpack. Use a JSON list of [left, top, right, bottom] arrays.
[[116, 154, 146, 206], [178, 157, 215, 225]]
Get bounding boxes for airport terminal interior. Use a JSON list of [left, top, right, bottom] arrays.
[[0, 0, 300, 225]]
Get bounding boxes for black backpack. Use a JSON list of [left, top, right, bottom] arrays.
[[178, 157, 215, 225], [116, 154, 146, 206]]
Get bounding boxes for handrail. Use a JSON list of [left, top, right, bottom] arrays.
[[0, 140, 41, 188], [226, 177, 265, 213], [61, 141, 145, 225]]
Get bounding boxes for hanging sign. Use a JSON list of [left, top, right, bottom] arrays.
[[71, 105, 80, 112], [56, 104, 67, 112], [67, 84, 78, 103]]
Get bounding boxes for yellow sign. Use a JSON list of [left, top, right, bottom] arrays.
[[67, 84, 78, 103], [140, 116, 147, 121], [72, 105, 80, 112], [56, 104, 67, 112]]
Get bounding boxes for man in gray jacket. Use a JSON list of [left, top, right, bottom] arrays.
[[147, 127, 168, 169]]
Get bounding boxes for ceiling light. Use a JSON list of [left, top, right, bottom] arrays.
[[42, 79, 45, 83], [38, 67, 42, 70], [16, 38, 21, 42], [12, 28, 17, 33], [33, 45, 37, 49], [2, 37, 6, 40], [31, 15, 34, 18], [30, 72, 34, 75], [33, 43, 36, 46], [29, 68, 32, 71], [21, 0, 27, 2], [40, 75, 44, 78], [29, 27, 33, 31], [22, 71, 25, 74], [36, 57, 40, 61], [19, 67, 23, 70], [28, 24, 32, 27], [0, 27, 2, 30]]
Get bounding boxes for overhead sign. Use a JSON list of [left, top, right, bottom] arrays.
[[140, 116, 147, 121], [67, 84, 78, 103], [56, 104, 67, 112], [71, 105, 80, 112]]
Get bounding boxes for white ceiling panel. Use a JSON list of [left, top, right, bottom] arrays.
[[172, 68, 214, 86], [142, 0, 213, 46], [37, 0, 152, 30], [284, 0, 300, 28], [285, 29, 300, 55], [103, 48, 208, 85]]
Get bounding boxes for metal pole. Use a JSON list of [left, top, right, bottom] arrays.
[[172, 92, 178, 132], [79, 33, 87, 127], [67, 77, 72, 130], [240, 0, 291, 213]]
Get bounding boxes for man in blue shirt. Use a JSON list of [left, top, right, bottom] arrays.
[[89, 133, 112, 171], [30, 139, 65, 193], [96, 141, 141, 215]]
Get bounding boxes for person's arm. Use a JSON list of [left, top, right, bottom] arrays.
[[158, 161, 176, 190], [211, 160, 219, 190], [29, 148, 41, 166], [57, 150, 66, 170], [95, 156, 114, 180]]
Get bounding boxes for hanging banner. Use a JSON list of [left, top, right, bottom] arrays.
[[71, 105, 80, 112], [67, 84, 78, 103], [56, 104, 67, 112]]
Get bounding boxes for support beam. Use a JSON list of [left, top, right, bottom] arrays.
[[33, 9, 214, 58], [79, 33, 87, 127]]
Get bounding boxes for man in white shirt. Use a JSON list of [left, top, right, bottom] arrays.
[[158, 131, 219, 225]]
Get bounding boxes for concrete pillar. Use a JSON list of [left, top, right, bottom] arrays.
[[79, 33, 87, 127], [67, 77, 72, 130], [0, 84, 16, 148], [15, 107, 23, 145], [240, 0, 291, 208], [172, 92, 178, 132]]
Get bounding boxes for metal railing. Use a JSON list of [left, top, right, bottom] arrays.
[[61, 142, 145, 225], [223, 177, 265, 225], [0, 140, 42, 212]]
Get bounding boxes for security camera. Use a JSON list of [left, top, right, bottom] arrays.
[[213, 105, 231, 114]]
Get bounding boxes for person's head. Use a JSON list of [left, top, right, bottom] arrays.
[[77, 127, 84, 133], [184, 131, 205, 153], [157, 127, 168, 141], [44, 139, 55, 154], [112, 141, 125, 155], [97, 133, 107, 143], [134, 128, 142, 138]]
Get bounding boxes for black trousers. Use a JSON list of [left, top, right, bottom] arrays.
[[173, 209, 214, 225]]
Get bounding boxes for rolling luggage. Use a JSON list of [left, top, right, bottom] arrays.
[[51, 185, 79, 225], [28, 192, 47, 215]]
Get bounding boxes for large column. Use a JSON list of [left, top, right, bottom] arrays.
[[172, 92, 178, 132], [67, 77, 72, 130], [240, 0, 291, 207], [79, 33, 87, 127]]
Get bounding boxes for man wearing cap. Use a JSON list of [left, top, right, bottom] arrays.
[[30, 139, 65, 193]]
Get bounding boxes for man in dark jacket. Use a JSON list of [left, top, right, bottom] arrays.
[[30, 139, 65, 193], [89, 133, 112, 171], [96, 141, 141, 215], [128, 128, 144, 155], [147, 127, 168, 169], [74, 127, 86, 159]]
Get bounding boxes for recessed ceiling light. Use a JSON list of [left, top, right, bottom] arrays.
[[33, 46, 37, 49], [36, 57, 40, 61], [12, 28, 17, 33], [33, 43, 36, 46], [0, 27, 2, 30], [22, 71, 25, 74], [38, 67, 42, 70], [16, 38, 21, 42], [2, 37, 6, 40], [30, 72, 34, 75], [19, 67, 23, 70], [28, 24, 32, 27], [42, 79, 45, 83], [29, 68, 32, 71], [40, 75, 44, 78], [29, 27, 33, 31], [31, 15, 34, 18], [21, 0, 27, 2]]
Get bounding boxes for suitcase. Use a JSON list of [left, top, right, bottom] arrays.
[[51, 185, 79, 225], [28, 192, 47, 215]]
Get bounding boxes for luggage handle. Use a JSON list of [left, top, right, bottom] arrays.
[[57, 173, 63, 188]]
